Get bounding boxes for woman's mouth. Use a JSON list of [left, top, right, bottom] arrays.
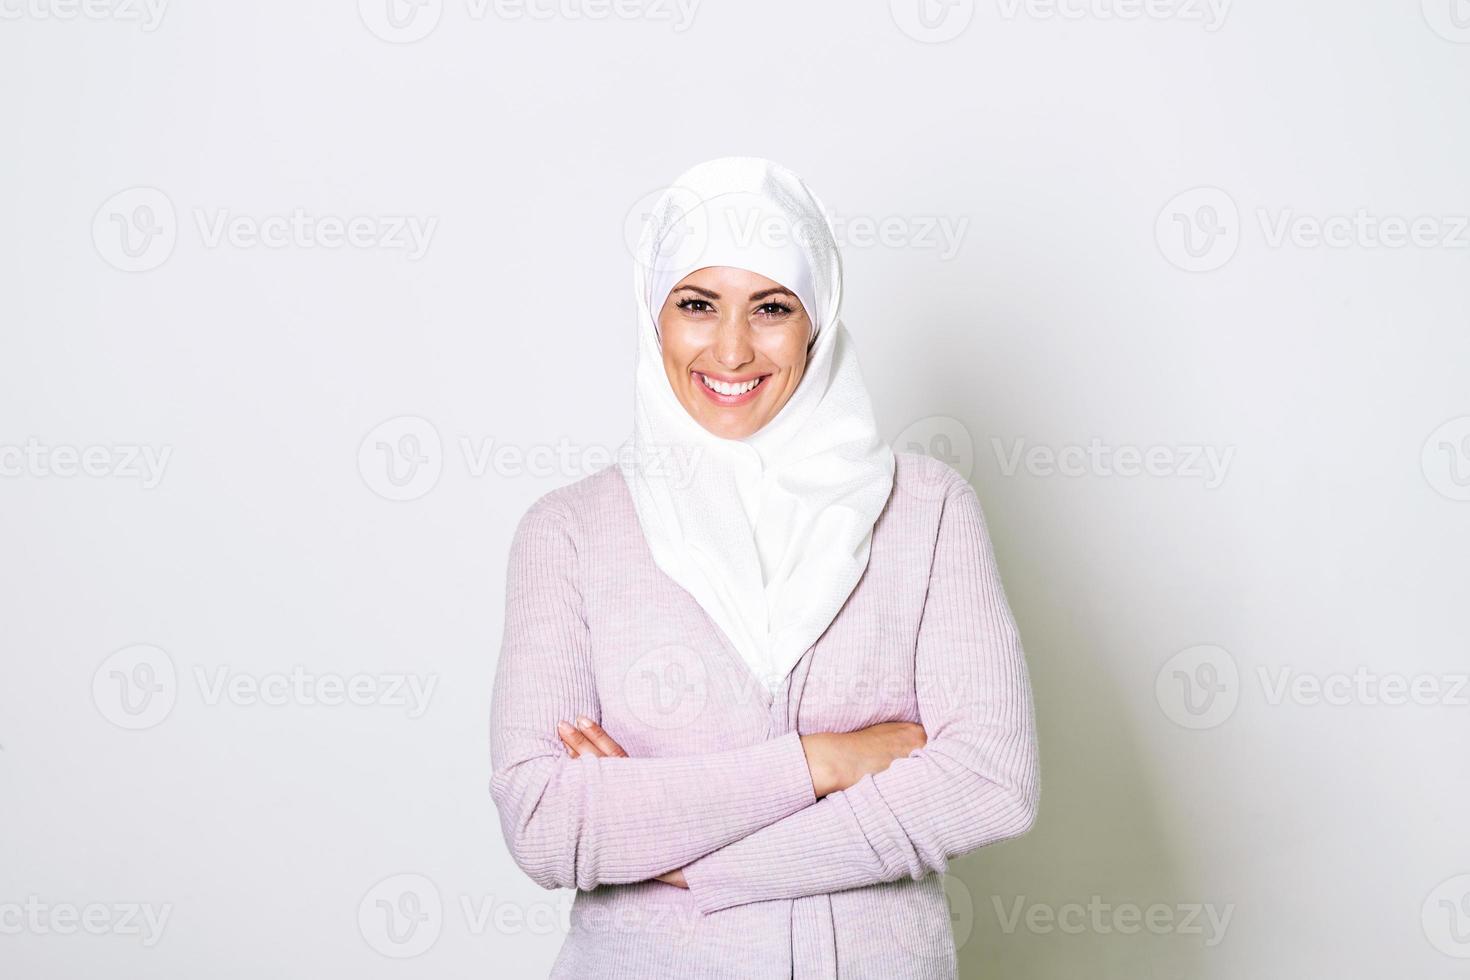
[[694, 371, 769, 407]]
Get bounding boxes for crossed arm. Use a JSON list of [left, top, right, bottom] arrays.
[[489, 481, 1040, 912], [554, 716, 929, 888], [488, 502, 821, 890]]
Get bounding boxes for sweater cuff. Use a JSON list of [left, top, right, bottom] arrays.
[[679, 730, 814, 911], [841, 771, 918, 878], [681, 790, 884, 914], [680, 840, 737, 914], [753, 729, 819, 813]]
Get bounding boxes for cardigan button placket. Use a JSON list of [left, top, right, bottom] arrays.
[[770, 647, 840, 980]]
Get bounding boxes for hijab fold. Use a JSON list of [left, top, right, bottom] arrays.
[[617, 157, 895, 696]]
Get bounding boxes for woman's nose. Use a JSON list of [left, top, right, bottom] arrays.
[[712, 316, 754, 368]]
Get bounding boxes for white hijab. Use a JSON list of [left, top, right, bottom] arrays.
[[616, 156, 895, 696]]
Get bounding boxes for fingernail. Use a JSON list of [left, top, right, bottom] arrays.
[[576, 716, 593, 729], [556, 721, 572, 735]]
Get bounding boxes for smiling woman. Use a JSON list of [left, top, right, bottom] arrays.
[[488, 157, 1040, 980], [656, 268, 812, 438]]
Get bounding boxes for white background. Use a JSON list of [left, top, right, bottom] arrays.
[[3, 1, 1468, 977]]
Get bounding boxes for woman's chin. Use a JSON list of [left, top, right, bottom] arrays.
[[690, 408, 765, 441], [702, 419, 759, 441]]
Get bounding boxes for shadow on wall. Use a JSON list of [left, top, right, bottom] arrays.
[[900, 360, 1200, 980]]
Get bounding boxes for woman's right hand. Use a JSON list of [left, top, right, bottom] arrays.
[[800, 722, 928, 798]]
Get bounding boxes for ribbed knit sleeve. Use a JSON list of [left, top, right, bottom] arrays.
[[680, 480, 1040, 913], [489, 501, 820, 892]]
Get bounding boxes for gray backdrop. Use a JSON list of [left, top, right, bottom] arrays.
[[3, 1, 1468, 977]]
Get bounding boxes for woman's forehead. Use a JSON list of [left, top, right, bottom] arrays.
[[672, 266, 796, 293]]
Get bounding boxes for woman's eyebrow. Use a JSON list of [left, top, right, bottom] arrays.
[[748, 287, 795, 301], [672, 284, 719, 298]]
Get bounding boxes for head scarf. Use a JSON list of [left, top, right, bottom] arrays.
[[616, 156, 896, 697]]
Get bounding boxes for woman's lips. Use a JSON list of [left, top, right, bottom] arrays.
[[693, 371, 768, 407]]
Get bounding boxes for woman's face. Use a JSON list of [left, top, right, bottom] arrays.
[[657, 265, 811, 441]]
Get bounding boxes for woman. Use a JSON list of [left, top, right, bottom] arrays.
[[489, 156, 1039, 979]]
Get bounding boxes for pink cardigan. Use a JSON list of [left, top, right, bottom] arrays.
[[489, 452, 1040, 978]]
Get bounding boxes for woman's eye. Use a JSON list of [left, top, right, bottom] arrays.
[[755, 302, 793, 318], [676, 298, 713, 314]]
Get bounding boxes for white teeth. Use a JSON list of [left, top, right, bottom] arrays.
[[700, 373, 762, 396]]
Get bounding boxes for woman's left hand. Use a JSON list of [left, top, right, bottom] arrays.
[[555, 717, 689, 889], [556, 716, 627, 758]]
